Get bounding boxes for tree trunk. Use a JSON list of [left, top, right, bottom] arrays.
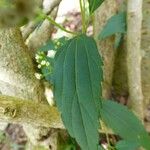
[[127, 0, 143, 120], [141, 0, 150, 130], [0, 28, 62, 149], [0, 28, 45, 102]]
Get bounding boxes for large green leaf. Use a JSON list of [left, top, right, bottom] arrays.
[[98, 12, 126, 40], [54, 34, 103, 150], [98, 145, 105, 150], [116, 140, 140, 150], [100, 100, 150, 149], [88, 0, 104, 14]]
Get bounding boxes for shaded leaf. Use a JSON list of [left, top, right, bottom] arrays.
[[114, 33, 123, 49], [100, 100, 150, 150], [88, 0, 104, 14], [54, 34, 103, 150], [41, 67, 52, 82], [98, 12, 126, 40]]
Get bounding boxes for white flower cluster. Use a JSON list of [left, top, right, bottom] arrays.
[[35, 52, 50, 69], [34, 73, 42, 80], [47, 50, 56, 58]]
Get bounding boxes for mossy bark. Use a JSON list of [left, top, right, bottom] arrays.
[[0, 28, 46, 102], [0, 95, 63, 128], [0, 28, 66, 149]]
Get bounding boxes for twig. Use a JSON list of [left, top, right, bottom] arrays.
[[26, 7, 59, 51]]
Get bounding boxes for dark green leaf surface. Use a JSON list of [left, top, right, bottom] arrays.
[[116, 140, 140, 150], [98, 12, 126, 40], [54, 34, 103, 150], [98, 145, 105, 150], [88, 0, 104, 14], [100, 100, 150, 150]]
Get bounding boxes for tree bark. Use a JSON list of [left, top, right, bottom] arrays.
[[26, 7, 58, 52], [0, 95, 63, 128], [0, 28, 45, 102], [0, 95, 115, 134], [127, 0, 144, 120], [94, 0, 119, 98], [0, 28, 54, 148], [141, 0, 150, 130]]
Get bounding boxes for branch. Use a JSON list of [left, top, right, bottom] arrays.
[[43, 0, 62, 14], [22, 0, 62, 42], [26, 7, 58, 51], [0, 95, 116, 135], [21, 21, 38, 40], [0, 95, 64, 129], [127, 0, 144, 120]]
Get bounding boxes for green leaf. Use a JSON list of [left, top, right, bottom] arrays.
[[54, 34, 103, 150], [41, 67, 52, 82], [88, 0, 104, 14], [100, 100, 150, 150], [39, 37, 68, 52], [98, 12, 126, 40], [138, 132, 150, 150], [116, 140, 140, 150], [39, 40, 55, 52], [114, 33, 123, 49], [98, 145, 105, 150]]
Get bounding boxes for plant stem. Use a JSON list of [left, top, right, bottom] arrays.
[[38, 10, 78, 36], [79, 0, 86, 33], [100, 120, 113, 149], [45, 15, 77, 35]]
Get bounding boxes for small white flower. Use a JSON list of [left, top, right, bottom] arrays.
[[41, 60, 46, 65], [45, 88, 55, 106], [35, 54, 40, 60], [46, 62, 50, 66], [101, 143, 108, 150], [34, 73, 42, 80], [38, 64, 41, 68], [47, 50, 56, 58], [56, 41, 60, 46]]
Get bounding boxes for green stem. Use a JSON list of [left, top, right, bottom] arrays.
[[85, 14, 94, 33], [79, 0, 86, 33], [38, 10, 78, 36], [100, 120, 113, 150]]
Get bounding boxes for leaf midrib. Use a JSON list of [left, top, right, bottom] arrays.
[[74, 38, 90, 150]]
